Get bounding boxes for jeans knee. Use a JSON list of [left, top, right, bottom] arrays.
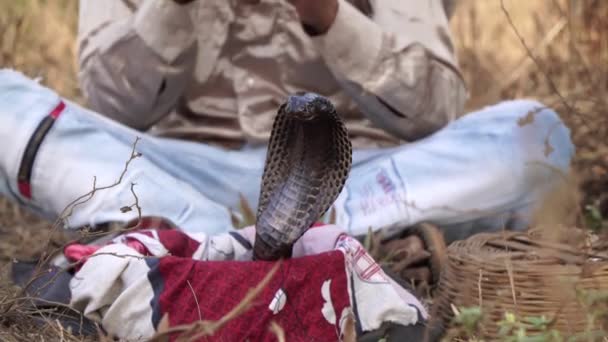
[[514, 100, 574, 165], [512, 100, 576, 197]]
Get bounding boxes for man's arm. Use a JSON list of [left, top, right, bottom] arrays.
[[291, 0, 468, 141], [78, 0, 197, 130]]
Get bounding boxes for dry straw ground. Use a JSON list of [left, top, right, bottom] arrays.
[[0, 0, 606, 341]]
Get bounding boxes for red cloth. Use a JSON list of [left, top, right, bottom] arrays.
[[157, 252, 350, 341], [64, 217, 423, 341]]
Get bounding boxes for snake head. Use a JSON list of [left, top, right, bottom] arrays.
[[285, 92, 335, 122]]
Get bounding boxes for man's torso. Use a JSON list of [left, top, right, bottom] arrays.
[[151, 1, 400, 148]]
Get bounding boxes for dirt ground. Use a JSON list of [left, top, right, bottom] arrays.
[[0, 0, 606, 341]]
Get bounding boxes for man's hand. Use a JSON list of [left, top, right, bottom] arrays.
[[287, 0, 339, 35], [175, 0, 338, 34]]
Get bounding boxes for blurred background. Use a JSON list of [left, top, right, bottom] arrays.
[[0, 0, 606, 339]]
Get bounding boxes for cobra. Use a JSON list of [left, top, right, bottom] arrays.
[[253, 93, 352, 261]]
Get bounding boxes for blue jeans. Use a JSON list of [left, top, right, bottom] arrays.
[[0, 69, 575, 242]]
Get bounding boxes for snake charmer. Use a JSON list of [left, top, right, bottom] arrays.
[[1, 0, 574, 340]]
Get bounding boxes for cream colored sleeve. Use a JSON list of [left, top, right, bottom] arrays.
[[312, 0, 468, 141], [77, 0, 198, 130]]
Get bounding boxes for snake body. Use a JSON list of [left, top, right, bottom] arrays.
[[253, 93, 352, 261]]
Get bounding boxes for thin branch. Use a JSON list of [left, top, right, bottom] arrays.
[[4, 137, 143, 315], [492, 17, 567, 96], [120, 182, 143, 227], [186, 280, 202, 321], [58, 137, 143, 225], [269, 321, 286, 342], [499, 0, 592, 128]]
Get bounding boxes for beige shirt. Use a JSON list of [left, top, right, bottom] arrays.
[[78, 0, 467, 149]]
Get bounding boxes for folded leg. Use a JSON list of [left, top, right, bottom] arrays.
[[0, 69, 261, 235], [0, 70, 575, 242], [335, 100, 575, 242]]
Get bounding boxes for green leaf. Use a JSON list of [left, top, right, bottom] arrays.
[[524, 315, 549, 328]]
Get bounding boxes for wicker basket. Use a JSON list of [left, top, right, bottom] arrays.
[[427, 228, 608, 340]]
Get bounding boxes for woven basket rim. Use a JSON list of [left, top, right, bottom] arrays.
[[430, 228, 608, 339]]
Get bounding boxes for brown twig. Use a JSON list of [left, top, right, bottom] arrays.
[[120, 182, 143, 226], [478, 269, 483, 308], [492, 17, 567, 96], [499, 0, 592, 129], [57, 137, 143, 226], [186, 280, 202, 322], [269, 321, 286, 342], [4, 137, 143, 315], [32, 137, 143, 275], [504, 257, 518, 312]]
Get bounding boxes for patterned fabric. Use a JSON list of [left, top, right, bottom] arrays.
[[66, 218, 426, 340], [151, 252, 352, 341]]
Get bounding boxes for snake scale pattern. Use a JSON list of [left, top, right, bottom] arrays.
[[253, 93, 352, 261]]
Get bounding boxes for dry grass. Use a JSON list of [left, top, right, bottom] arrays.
[[0, 0, 606, 341], [0, 0, 80, 100], [452, 0, 608, 229]]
